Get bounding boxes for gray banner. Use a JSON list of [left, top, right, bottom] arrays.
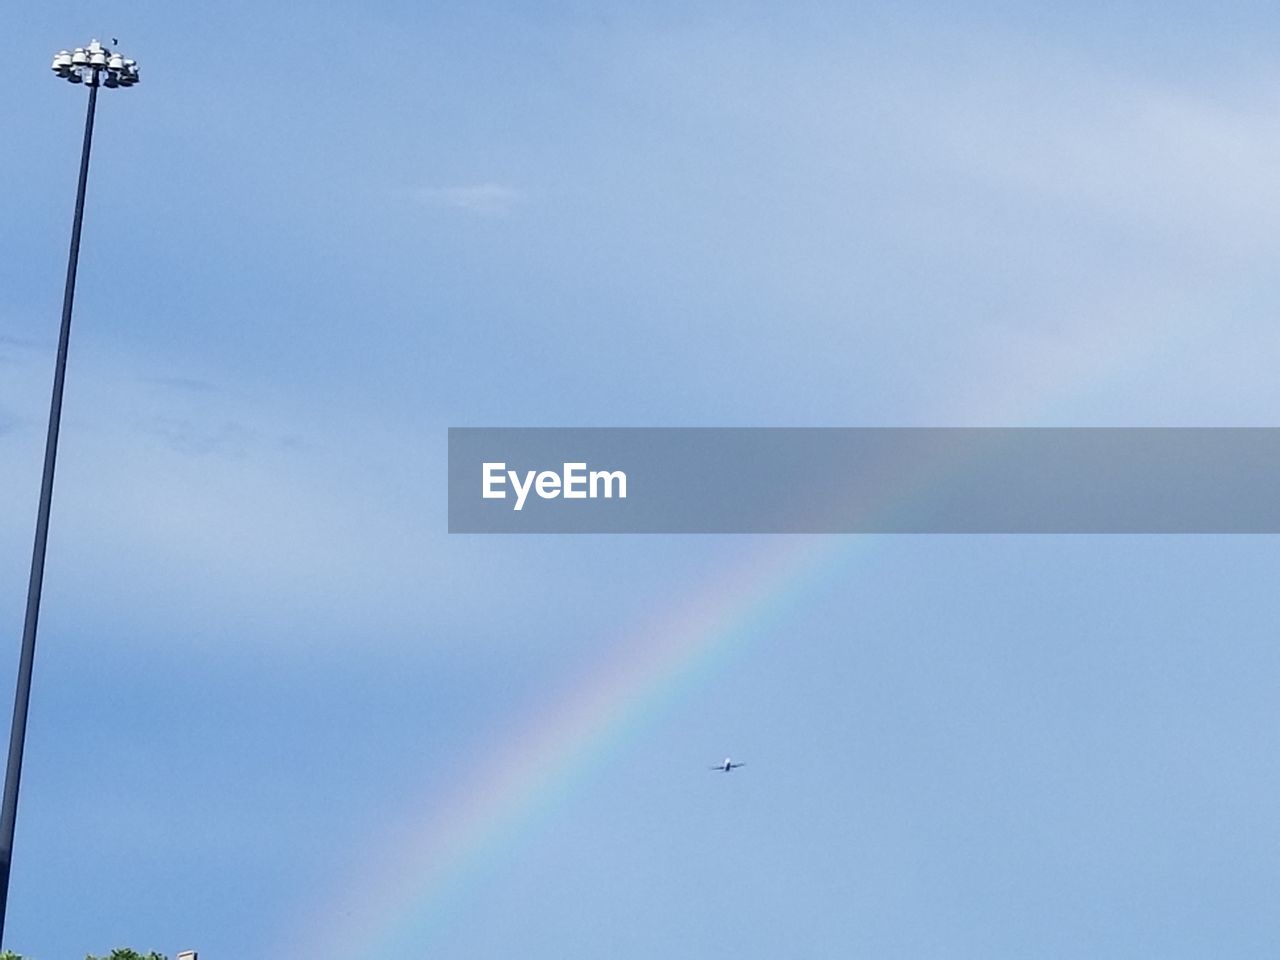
[[448, 428, 1280, 533]]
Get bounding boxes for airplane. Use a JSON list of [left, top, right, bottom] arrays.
[[709, 757, 745, 772]]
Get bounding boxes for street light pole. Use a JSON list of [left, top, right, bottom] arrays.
[[0, 41, 139, 948]]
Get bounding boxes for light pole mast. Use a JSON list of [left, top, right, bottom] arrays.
[[0, 40, 139, 948]]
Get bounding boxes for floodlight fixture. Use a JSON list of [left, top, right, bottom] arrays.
[[50, 38, 139, 88]]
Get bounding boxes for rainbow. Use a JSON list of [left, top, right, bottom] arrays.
[[293, 534, 863, 956], [295, 316, 1151, 955]]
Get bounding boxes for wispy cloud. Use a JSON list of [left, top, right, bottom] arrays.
[[0, 334, 44, 351], [0, 344, 545, 655], [137, 375, 221, 394], [0, 334, 46, 366], [414, 183, 524, 217], [140, 415, 257, 457]]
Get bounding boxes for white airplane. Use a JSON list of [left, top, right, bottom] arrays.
[[710, 757, 745, 772]]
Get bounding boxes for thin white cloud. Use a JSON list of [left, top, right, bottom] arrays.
[[0, 343, 569, 656], [414, 182, 524, 217]]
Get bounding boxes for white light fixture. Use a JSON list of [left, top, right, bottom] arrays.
[[52, 38, 140, 88]]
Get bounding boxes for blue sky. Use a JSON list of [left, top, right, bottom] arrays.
[[4, 2, 1280, 957]]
